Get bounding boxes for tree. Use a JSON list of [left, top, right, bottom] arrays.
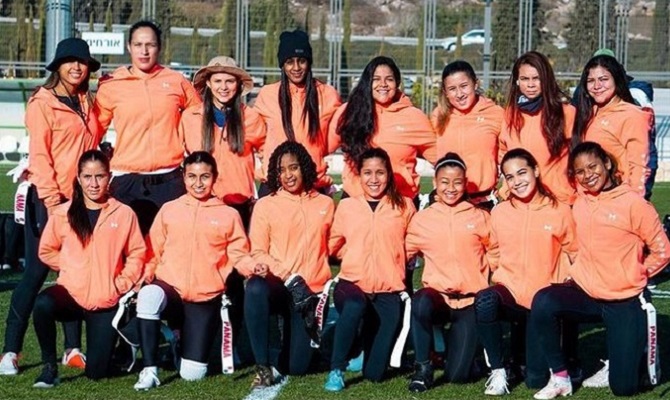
[[651, 0, 669, 70], [190, 20, 199, 66], [217, 0, 235, 57], [565, 0, 599, 69], [262, 0, 279, 80], [313, 10, 327, 68], [491, 0, 518, 70]]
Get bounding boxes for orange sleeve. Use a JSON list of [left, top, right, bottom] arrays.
[[37, 213, 62, 272], [561, 207, 578, 264], [621, 110, 651, 196], [93, 81, 114, 132], [633, 201, 670, 277], [181, 76, 202, 110], [115, 212, 146, 294], [413, 113, 438, 165], [245, 107, 267, 153], [321, 86, 342, 132], [404, 215, 423, 260], [328, 204, 347, 260], [26, 101, 62, 208], [327, 105, 345, 154], [252, 87, 272, 121], [248, 201, 285, 279], [486, 215, 500, 272], [144, 207, 167, 281]]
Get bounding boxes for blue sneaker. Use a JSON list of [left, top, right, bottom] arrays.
[[324, 369, 345, 392], [346, 351, 364, 372]]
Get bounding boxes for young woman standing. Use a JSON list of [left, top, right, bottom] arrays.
[[0, 38, 103, 375]]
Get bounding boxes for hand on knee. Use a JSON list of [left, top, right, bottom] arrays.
[[179, 358, 208, 381], [136, 285, 167, 320]]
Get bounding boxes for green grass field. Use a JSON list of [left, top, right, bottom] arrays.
[[2, 165, 670, 399]]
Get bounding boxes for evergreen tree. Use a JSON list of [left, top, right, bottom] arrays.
[[652, 0, 669, 70], [491, 0, 518, 70], [190, 20, 199, 66], [314, 10, 327, 68], [262, 0, 278, 81], [565, 0, 599, 69], [217, 0, 235, 57]]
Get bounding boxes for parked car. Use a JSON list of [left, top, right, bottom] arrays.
[[442, 29, 487, 52]]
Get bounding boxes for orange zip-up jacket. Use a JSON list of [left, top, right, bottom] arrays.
[[500, 103, 577, 205], [26, 87, 104, 208], [584, 99, 651, 196], [240, 189, 334, 292], [94, 66, 201, 173], [328, 95, 437, 198], [488, 196, 577, 309], [570, 184, 670, 300], [253, 81, 341, 188], [431, 96, 503, 194], [180, 103, 266, 204], [146, 195, 251, 302], [329, 196, 415, 293], [38, 198, 146, 310], [406, 201, 491, 309]]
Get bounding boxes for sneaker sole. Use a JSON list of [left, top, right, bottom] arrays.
[[0, 369, 18, 376], [33, 379, 59, 389]]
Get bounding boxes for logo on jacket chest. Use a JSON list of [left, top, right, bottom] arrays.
[[476, 116, 485, 123], [162, 82, 171, 89], [607, 212, 617, 221], [599, 118, 610, 127], [110, 222, 118, 229]]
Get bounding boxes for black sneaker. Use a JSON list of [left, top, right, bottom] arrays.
[[408, 361, 433, 393], [251, 365, 274, 389], [33, 363, 59, 388]]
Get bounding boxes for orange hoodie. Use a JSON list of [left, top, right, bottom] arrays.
[[26, 87, 104, 208], [329, 95, 437, 198], [431, 96, 503, 194], [406, 201, 491, 309], [570, 184, 670, 300], [253, 80, 341, 188], [38, 198, 146, 310], [488, 196, 577, 309], [240, 189, 334, 292], [584, 99, 651, 196], [180, 103, 266, 204], [146, 195, 251, 302], [94, 66, 201, 173], [329, 196, 415, 293], [500, 103, 576, 205]]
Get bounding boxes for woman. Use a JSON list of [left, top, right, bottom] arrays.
[[94, 20, 201, 234], [181, 56, 266, 229], [475, 148, 576, 396], [329, 56, 437, 202], [253, 30, 341, 195], [431, 61, 503, 209], [572, 54, 651, 197], [31, 150, 145, 388], [405, 152, 492, 392], [529, 142, 670, 399], [133, 151, 250, 390], [325, 148, 415, 392], [0, 38, 103, 375], [239, 141, 334, 388], [500, 51, 576, 205]]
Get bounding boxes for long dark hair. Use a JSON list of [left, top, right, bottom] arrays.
[[501, 148, 557, 206], [184, 151, 219, 180], [201, 79, 245, 155], [505, 51, 568, 162], [278, 62, 320, 143], [435, 60, 478, 134], [39, 65, 92, 108], [572, 55, 635, 148], [338, 56, 401, 168], [68, 150, 110, 246], [357, 147, 406, 211], [568, 141, 619, 188], [266, 141, 318, 194]]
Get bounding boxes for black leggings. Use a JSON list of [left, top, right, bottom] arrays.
[[4, 186, 80, 354], [32, 285, 116, 380], [475, 284, 546, 386], [531, 282, 647, 397], [138, 280, 220, 366], [411, 288, 477, 383], [244, 275, 314, 375], [330, 280, 401, 382]]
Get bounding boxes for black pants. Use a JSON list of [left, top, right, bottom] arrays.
[[475, 284, 546, 386], [244, 275, 314, 375], [110, 170, 185, 235], [330, 280, 401, 382], [531, 282, 647, 396], [138, 280, 220, 366], [3, 186, 80, 354], [411, 288, 477, 383], [33, 285, 116, 379]]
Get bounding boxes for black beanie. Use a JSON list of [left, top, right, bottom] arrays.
[[277, 30, 312, 67]]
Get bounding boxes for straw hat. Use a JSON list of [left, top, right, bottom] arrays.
[[193, 56, 253, 96]]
